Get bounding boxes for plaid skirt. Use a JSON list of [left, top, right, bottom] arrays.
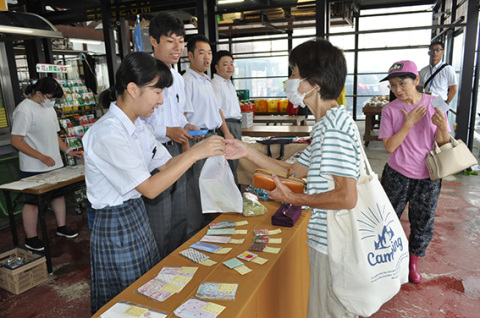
[[90, 198, 160, 314]]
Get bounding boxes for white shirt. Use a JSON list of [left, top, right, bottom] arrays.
[[183, 68, 223, 130], [419, 61, 457, 101], [141, 67, 190, 143], [11, 99, 63, 172], [83, 103, 171, 209], [211, 74, 242, 120]]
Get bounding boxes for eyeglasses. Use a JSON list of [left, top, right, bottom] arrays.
[[43, 95, 57, 103], [387, 81, 409, 90], [428, 48, 444, 53]]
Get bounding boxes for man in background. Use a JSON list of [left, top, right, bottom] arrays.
[[418, 41, 457, 105]]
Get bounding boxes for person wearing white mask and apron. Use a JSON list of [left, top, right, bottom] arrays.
[[11, 77, 83, 252], [224, 38, 362, 318]]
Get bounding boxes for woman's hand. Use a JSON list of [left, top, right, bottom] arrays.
[[402, 105, 426, 128], [432, 107, 448, 129], [40, 155, 56, 167], [223, 139, 248, 160], [190, 135, 225, 160]]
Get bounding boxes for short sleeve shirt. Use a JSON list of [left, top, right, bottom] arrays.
[[211, 74, 242, 120], [297, 106, 361, 254], [378, 94, 450, 179], [83, 103, 171, 209], [183, 69, 223, 130], [11, 99, 63, 172], [419, 62, 457, 101]]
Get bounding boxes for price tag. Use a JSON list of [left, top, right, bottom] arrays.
[[202, 302, 226, 315], [124, 305, 148, 317]]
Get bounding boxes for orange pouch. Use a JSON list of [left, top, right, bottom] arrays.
[[253, 169, 306, 194]]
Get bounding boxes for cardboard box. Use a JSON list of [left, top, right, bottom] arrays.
[[0, 247, 48, 295], [241, 112, 253, 128]]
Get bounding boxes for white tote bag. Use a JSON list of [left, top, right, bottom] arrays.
[[327, 137, 409, 317], [199, 155, 242, 213]]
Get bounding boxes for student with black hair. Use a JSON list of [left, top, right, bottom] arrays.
[[211, 50, 242, 184], [11, 77, 82, 252], [141, 11, 199, 259], [83, 52, 225, 314], [183, 35, 234, 237]]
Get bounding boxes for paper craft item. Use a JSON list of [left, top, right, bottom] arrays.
[[201, 235, 231, 244], [269, 238, 282, 244], [254, 236, 269, 244], [191, 242, 222, 253], [234, 265, 252, 275], [234, 229, 248, 235], [137, 278, 173, 302], [268, 229, 282, 235], [214, 247, 232, 254], [138, 266, 197, 302], [264, 246, 281, 254], [209, 221, 236, 229], [179, 248, 209, 263], [199, 259, 217, 266], [254, 229, 269, 236], [251, 256, 268, 265], [228, 238, 245, 244], [99, 301, 168, 318], [235, 221, 249, 226], [196, 282, 239, 301], [431, 95, 450, 113], [223, 258, 244, 269], [237, 251, 257, 261], [207, 228, 235, 236], [249, 243, 266, 252], [174, 298, 225, 318]]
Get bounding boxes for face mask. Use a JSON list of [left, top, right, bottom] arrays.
[[285, 78, 316, 108], [42, 98, 56, 108]]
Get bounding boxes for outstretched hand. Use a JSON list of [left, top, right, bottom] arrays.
[[223, 139, 247, 160], [191, 135, 225, 160]]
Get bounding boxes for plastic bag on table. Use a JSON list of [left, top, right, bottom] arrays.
[[199, 155, 242, 213], [242, 192, 266, 217]]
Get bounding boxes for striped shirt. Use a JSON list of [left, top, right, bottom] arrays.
[[297, 106, 361, 254]]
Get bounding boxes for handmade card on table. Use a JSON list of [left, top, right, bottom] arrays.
[[99, 300, 168, 318], [249, 243, 266, 252], [209, 221, 236, 229], [174, 298, 226, 318], [179, 248, 210, 263], [207, 228, 236, 236], [201, 235, 232, 244], [254, 229, 269, 236], [223, 258, 244, 269], [237, 251, 257, 262], [191, 242, 222, 254], [196, 282, 239, 301]]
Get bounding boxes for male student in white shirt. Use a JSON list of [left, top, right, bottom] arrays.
[[183, 34, 234, 237], [211, 50, 242, 184], [140, 12, 200, 258]]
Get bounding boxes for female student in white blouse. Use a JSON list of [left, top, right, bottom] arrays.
[[83, 52, 225, 314]]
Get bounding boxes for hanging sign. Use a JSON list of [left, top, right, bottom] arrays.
[[36, 63, 68, 73]]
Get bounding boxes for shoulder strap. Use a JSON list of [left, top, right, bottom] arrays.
[[424, 64, 449, 87]]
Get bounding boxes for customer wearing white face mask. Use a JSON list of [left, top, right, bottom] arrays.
[[11, 77, 83, 252], [224, 39, 362, 318]]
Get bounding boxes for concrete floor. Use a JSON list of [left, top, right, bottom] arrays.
[[0, 123, 479, 318]]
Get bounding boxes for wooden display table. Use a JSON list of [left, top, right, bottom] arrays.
[[253, 115, 307, 126], [93, 200, 310, 318], [242, 125, 312, 137], [0, 166, 85, 273], [362, 106, 383, 146]]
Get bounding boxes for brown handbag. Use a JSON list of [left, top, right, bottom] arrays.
[[253, 168, 306, 193]]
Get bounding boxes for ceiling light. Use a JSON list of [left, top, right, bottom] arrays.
[[69, 38, 103, 45], [218, 0, 245, 4]]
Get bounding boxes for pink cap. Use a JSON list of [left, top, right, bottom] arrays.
[[380, 60, 418, 82]]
